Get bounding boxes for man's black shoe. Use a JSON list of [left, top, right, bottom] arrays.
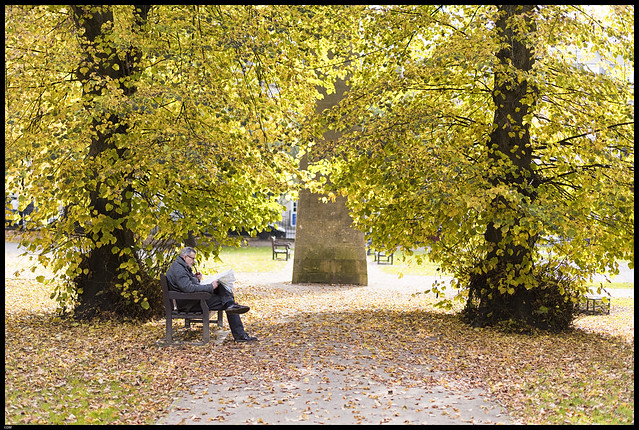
[[225, 304, 250, 314], [235, 335, 258, 342]]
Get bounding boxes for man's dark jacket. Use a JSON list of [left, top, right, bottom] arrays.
[[165, 256, 215, 312]]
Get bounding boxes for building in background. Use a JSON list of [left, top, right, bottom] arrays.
[[275, 197, 296, 239]]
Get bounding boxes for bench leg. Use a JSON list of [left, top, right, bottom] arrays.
[[202, 318, 210, 345], [160, 314, 223, 347], [165, 317, 174, 344]]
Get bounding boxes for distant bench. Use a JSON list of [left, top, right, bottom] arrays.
[[375, 251, 394, 265], [366, 239, 394, 265], [271, 236, 291, 261], [580, 287, 611, 315], [581, 294, 611, 315]]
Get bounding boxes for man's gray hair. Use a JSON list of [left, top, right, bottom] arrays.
[[180, 246, 196, 258]]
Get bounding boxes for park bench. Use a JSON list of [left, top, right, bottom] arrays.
[[367, 239, 394, 265], [159, 274, 224, 346], [271, 236, 291, 261], [375, 250, 394, 265], [580, 289, 611, 315]]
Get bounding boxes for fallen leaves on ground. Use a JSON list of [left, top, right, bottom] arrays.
[[4, 276, 634, 425]]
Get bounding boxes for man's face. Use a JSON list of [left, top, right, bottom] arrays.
[[184, 253, 196, 268]]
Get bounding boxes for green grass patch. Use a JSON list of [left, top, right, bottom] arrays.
[[35, 379, 125, 424], [521, 367, 634, 424], [373, 250, 634, 291], [585, 281, 634, 291], [370, 249, 452, 277], [198, 244, 291, 274]]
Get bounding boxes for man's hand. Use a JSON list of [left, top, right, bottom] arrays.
[[195, 272, 203, 282], [211, 280, 219, 290]]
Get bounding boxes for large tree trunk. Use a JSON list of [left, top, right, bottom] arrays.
[[465, 5, 542, 326], [292, 77, 368, 285], [71, 5, 153, 318]]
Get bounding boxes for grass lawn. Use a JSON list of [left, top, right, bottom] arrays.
[[370, 249, 452, 277], [375, 249, 634, 291], [4, 241, 634, 425], [198, 243, 291, 274]]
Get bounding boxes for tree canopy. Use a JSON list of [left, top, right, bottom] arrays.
[[5, 5, 633, 329], [5, 5, 361, 318], [304, 5, 634, 329]]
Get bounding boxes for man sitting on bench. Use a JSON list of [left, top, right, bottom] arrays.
[[166, 246, 258, 343]]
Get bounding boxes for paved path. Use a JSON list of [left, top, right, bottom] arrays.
[[158, 368, 511, 425], [157, 259, 514, 425]]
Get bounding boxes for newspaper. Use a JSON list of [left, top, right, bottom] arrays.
[[200, 269, 235, 294]]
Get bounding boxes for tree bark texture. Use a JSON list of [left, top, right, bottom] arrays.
[[71, 5, 152, 317], [467, 5, 543, 325]]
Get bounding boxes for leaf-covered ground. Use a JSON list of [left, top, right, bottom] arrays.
[[4, 263, 633, 425]]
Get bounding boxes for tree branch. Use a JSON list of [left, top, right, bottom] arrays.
[[535, 121, 634, 150]]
